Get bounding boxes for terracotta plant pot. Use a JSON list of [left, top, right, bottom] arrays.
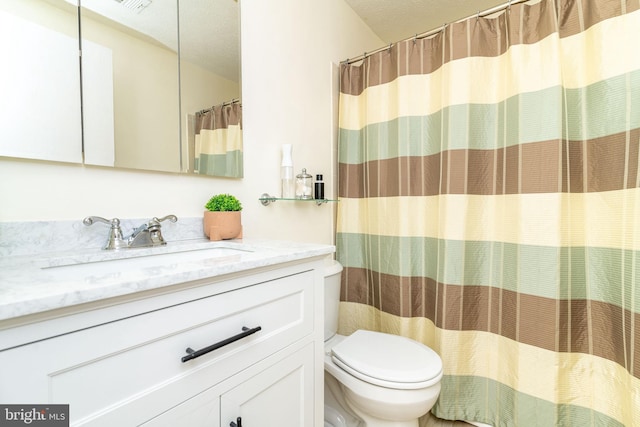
[[203, 211, 243, 241]]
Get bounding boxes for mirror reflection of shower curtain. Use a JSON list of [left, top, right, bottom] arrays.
[[194, 101, 243, 178]]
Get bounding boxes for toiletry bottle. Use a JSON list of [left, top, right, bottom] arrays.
[[314, 174, 325, 200], [295, 168, 313, 199], [281, 144, 294, 198]]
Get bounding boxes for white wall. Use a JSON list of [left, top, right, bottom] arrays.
[[0, 0, 383, 245]]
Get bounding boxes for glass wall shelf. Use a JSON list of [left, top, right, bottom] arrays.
[[259, 193, 338, 206]]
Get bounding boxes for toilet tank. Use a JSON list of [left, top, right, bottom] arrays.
[[324, 259, 343, 342]]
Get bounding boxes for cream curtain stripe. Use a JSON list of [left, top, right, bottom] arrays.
[[198, 126, 243, 154], [337, 190, 640, 251]]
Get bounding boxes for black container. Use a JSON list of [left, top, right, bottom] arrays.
[[314, 174, 325, 200]]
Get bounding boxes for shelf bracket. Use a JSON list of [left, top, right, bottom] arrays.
[[260, 193, 276, 206]]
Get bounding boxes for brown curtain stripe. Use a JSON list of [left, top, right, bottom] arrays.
[[341, 267, 639, 378], [339, 130, 640, 198], [195, 103, 242, 132], [340, 0, 639, 96]]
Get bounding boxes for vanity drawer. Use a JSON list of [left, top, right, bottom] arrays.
[[0, 269, 315, 425]]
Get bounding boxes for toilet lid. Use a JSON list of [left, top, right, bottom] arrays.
[[331, 330, 442, 389]]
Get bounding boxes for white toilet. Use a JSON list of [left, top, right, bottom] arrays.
[[324, 260, 443, 427]]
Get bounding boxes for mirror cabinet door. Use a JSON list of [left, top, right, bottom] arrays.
[[80, 0, 180, 173], [0, 0, 241, 177], [178, 0, 241, 177], [0, 0, 82, 164]]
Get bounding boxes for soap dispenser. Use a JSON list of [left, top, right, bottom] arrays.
[[281, 144, 294, 198], [295, 168, 313, 199]]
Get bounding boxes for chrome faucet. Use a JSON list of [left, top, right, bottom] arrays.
[[83, 215, 178, 250], [127, 215, 178, 248]]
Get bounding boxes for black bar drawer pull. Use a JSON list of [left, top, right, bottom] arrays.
[[181, 326, 262, 363]]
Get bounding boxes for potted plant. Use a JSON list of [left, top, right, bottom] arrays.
[[203, 193, 243, 241]]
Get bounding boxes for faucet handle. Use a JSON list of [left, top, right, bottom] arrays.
[[141, 215, 177, 247], [151, 215, 178, 225], [83, 216, 121, 228], [83, 216, 126, 250]]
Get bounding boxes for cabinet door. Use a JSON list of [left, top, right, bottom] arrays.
[[220, 344, 315, 427], [141, 389, 220, 427]]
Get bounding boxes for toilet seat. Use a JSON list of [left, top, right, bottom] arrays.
[[331, 330, 442, 390]]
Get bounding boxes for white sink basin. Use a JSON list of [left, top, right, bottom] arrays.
[[41, 246, 251, 278]]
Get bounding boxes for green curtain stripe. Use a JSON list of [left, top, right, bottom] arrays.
[[432, 375, 624, 427], [564, 71, 640, 141], [338, 88, 561, 162], [197, 151, 243, 178], [339, 70, 640, 165], [336, 232, 640, 309]]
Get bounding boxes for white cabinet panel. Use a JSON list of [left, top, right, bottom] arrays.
[[221, 343, 315, 427], [142, 343, 315, 427]]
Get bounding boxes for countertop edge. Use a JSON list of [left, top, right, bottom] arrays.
[[0, 239, 335, 322]]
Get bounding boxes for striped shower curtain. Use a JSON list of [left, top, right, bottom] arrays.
[[194, 101, 243, 177], [336, 0, 640, 425]]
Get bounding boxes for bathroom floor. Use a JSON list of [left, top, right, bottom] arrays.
[[421, 413, 473, 426]]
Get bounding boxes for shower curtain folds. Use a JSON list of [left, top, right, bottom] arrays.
[[336, 0, 640, 425], [194, 101, 243, 178]]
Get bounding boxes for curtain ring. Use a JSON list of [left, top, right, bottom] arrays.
[[476, 11, 480, 21], [387, 43, 392, 52], [413, 33, 417, 44]]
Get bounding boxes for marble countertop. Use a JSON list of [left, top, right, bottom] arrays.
[[0, 238, 335, 322]]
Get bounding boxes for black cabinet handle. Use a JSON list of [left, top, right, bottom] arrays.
[[230, 417, 242, 427], [181, 326, 262, 363]]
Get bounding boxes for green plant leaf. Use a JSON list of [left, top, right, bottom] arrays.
[[205, 193, 243, 211]]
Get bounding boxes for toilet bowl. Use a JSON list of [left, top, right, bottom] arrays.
[[323, 260, 443, 427]]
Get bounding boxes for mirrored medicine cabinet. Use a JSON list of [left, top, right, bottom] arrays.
[[0, 0, 241, 177]]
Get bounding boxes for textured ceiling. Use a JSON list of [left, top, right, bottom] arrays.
[[344, 0, 510, 44]]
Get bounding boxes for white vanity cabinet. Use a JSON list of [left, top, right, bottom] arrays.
[[146, 342, 315, 427], [0, 258, 325, 427]]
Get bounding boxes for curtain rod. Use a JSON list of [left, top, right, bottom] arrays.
[[342, 0, 530, 65], [197, 98, 241, 116]]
